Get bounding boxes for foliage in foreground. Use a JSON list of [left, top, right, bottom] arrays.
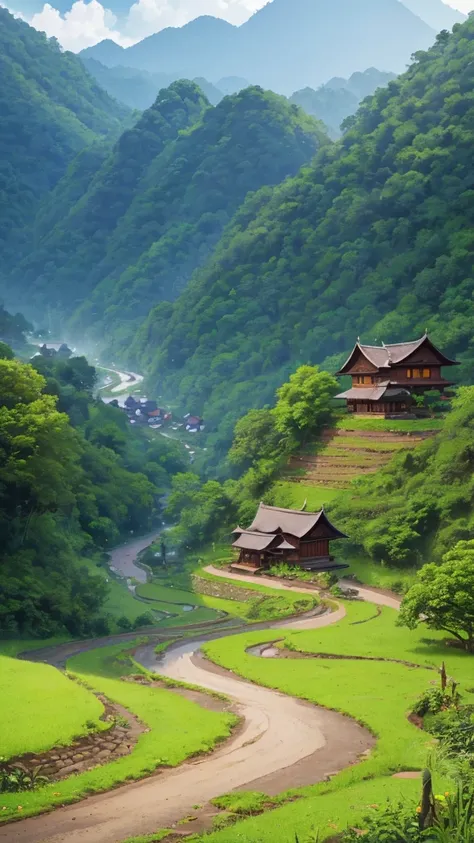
[[398, 540, 474, 652]]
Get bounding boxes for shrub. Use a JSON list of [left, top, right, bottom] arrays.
[[132, 613, 154, 629], [116, 616, 133, 631], [412, 687, 453, 717]]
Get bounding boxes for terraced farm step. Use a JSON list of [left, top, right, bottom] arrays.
[[286, 426, 437, 490]]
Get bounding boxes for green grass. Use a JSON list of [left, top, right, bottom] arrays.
[[0, 642, 237, 821], [284, 604, 474, 690], [194, 777, 423, 842], [0, 655, 104, 760], [203, 627, 434, 783], [336, 417, 443, 433], [270, 482, 344, 511], [120, 833, 171, 843], [79, 558, 166, 628], [198, 599, 472, 840], [343, 556, 418, 593], [137, 576, 316, 624]]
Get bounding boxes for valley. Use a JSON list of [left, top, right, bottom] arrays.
[[2, 3, 474, 842]]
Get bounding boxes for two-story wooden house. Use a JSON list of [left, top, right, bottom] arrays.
[[232, 503, 347, 573], [335, 334, 458, 415]]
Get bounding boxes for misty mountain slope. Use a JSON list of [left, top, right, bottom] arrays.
[[68, 87, 329, 343], [81, 0, 436, 93], [10, 81, 210, 318], [133, 20, 474, 451], [291, 68, 396, 136], [80, 58, 178, 110], [402, 0, 466, 32], [0, 9, 127, 261]]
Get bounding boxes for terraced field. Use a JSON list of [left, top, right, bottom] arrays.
[[285, 424, 439, 490]]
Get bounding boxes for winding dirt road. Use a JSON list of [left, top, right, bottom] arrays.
[[2, 552, 400, 843]]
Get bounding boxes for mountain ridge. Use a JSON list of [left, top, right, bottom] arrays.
[[80, 0, 437, 94]]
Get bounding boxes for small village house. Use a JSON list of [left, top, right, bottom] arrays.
[[232, 503, 347, 573], [335, 334, 458, 415]]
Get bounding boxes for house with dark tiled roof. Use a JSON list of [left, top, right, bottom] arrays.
[[335, 334, 458, 415], [231, 503, 347, 573]]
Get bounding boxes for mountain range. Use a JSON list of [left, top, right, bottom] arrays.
[[80, 0, 443, 94]]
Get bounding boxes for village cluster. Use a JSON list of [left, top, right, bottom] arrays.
[[110, 394, 205, 433]]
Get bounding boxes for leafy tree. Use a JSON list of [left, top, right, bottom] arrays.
[[398, 541, 474, 651], [228, 408, 283, 471], [273, 365, 338, 443], [0, 342, 14, 360]]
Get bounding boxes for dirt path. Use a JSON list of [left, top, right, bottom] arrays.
[[203, 565, 402, 611], [3, 559, 399, 843], [3, 604, 371, 843], [109, 531, 162, 582]]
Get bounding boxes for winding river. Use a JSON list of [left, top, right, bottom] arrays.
[[3, 538, 400, 843]]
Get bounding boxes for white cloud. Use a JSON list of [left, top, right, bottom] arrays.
[[30, 0, 134, 50], [23, 0, 268, 51]]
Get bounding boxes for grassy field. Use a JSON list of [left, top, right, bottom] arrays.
[[0, 642, 237, 821], [270, 482, 344, 511], [197, 599, 471, 841], [195, 777, 424, 842], [343, 555, 418, 593], [335, 416, 444, 433], [0, 655, 104, 760], [79, 558, 167, 628]]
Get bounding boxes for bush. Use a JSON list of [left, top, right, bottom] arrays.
[[132, 613, 154, 629], [412, 687, 453, 717], [336, 801, 424, 843], [116, 616, 133, 631]]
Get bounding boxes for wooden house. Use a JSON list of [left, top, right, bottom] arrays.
[[232, 503, 347, 573], [335, 334, 458, 415]]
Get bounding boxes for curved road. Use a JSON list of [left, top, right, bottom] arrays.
[[2, 553, 400, 843]]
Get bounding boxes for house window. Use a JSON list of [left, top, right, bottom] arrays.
[[355, 375, 374, 384], [406, 368, 431, 379]]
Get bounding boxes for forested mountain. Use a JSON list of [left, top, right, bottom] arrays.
[[81, 0, 434, 94], [0, 9, 128, 262], [10, 86, 328, 347], [8, 81, 210, 324], [290, 69, 396, 137], [0, 342, 184, 638], [133, 19, 474, 457]]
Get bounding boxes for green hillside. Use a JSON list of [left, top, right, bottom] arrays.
[[137, 19, 474, 456], [0, 9, 127, 262], [10, 86, 328, 346], [10, 80, 209, 324]]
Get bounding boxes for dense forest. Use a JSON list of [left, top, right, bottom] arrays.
[[133, 18, 474, 459], [331, 388, 474, 569], [0, 9, 128, 264], [0, 332, 184, 639], [10, 84, 328, 348]]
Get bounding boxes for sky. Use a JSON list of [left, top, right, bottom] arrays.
[[6, 0, 474, 53]]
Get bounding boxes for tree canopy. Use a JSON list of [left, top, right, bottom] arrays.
[[398, 541, 474, 651], [0, 352, 185, 639]]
